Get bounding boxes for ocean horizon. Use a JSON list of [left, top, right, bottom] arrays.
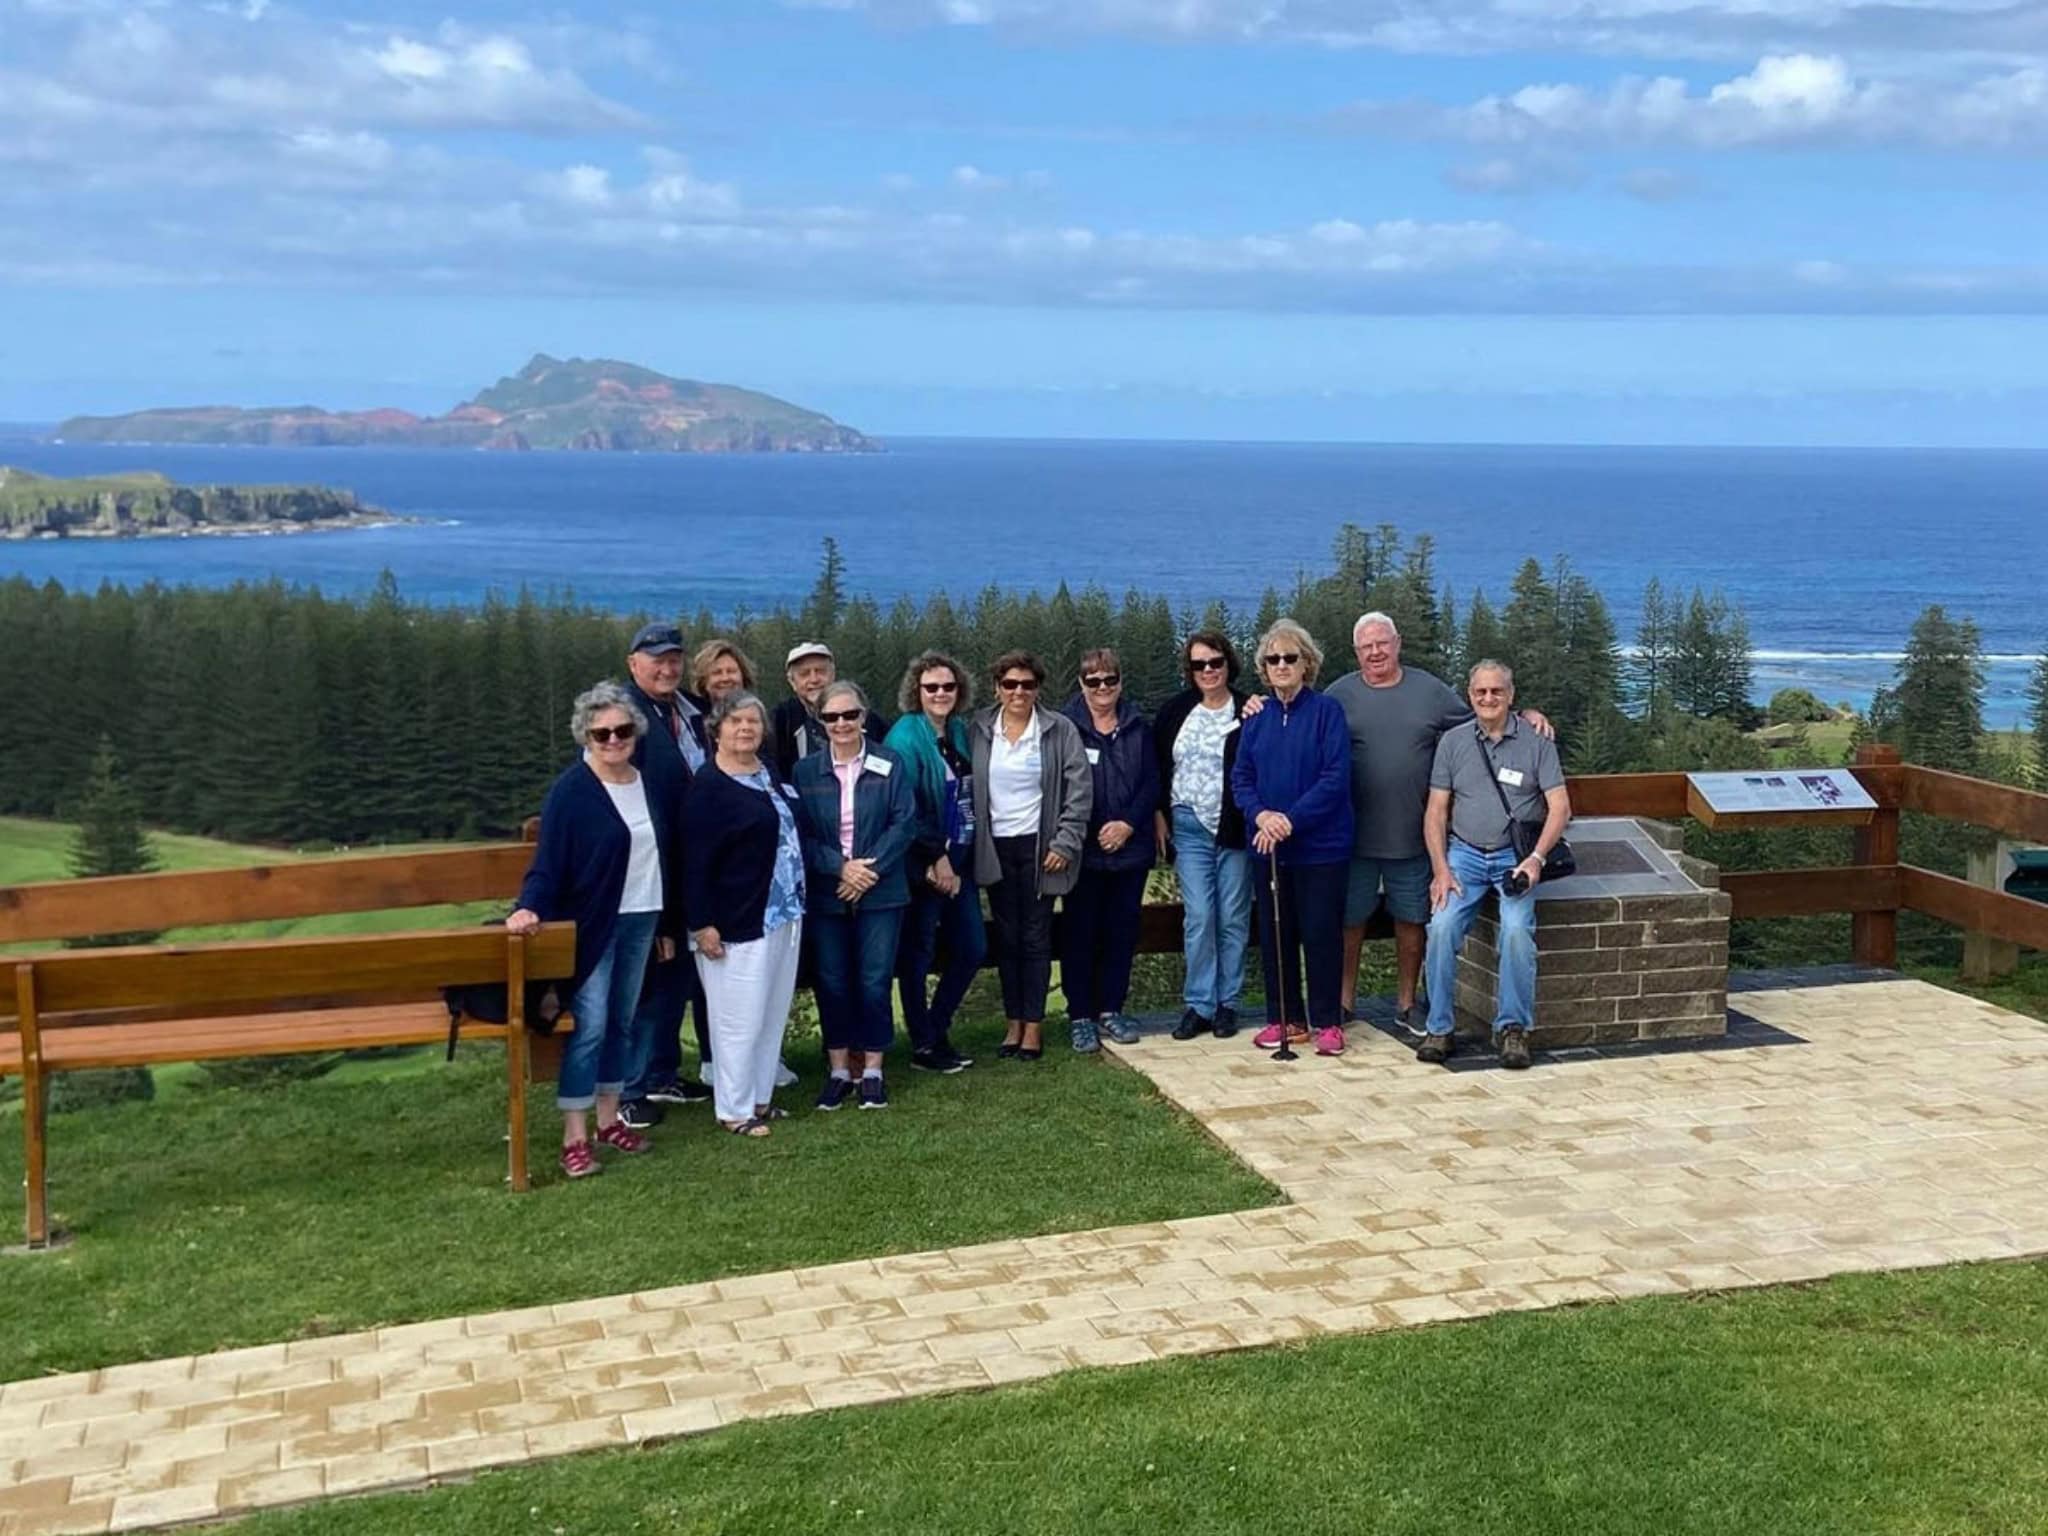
[[4, 435, 2042, 724]]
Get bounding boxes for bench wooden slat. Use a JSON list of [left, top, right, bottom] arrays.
[[0, 845, 534, 946], [0, 1002, 515, 1074], [0, 925, 574, 1020]]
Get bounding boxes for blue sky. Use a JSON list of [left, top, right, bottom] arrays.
[[3, 0, 2045, 444]]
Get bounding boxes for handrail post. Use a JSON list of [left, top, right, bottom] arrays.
[[505, 933, 530, 1193], [17, 964, 48, 1249], [1851, 744, 1902, 969]]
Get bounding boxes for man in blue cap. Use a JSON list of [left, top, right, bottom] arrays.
[[619, 622, 714, 1123]]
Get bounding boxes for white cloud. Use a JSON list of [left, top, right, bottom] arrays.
[[1335, 54, 2048, 152], [804, 0, 2048, 66]]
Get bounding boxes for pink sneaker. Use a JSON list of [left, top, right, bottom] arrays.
[[1253, 1023, 1285, 1048], [1314, 1026, 1346, 1056]]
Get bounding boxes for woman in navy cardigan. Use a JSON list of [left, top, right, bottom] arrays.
[[681, 691, 808, 1137], [793, 680, 917, 1112], [508, 680, 683, 1180]]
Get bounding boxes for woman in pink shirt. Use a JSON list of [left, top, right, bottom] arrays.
[[792, 681, 918, 1111]]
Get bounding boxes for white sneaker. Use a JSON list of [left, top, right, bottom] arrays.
[[775, 1059, 799, 1089], [696, 1062, 713, 1087]]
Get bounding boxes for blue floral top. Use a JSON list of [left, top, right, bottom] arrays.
[[739, 767, 807, 933]]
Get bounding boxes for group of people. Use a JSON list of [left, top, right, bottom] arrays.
[[509, 610, 1572, 1179]]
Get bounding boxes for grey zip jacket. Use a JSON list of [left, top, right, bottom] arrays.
[[968, 704, 1093, 898]]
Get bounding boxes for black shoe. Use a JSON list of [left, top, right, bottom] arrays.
[[646, 1080, 712, 1105], [858, 1076, 890, 1110], [911, 1048, 969, 1075], [1499, 1026, 1531, 1070], [996, 1041, 1022, 1060], [1213, 1006, 1239, 1040], [1394, 1005, 1416, 1033], [1416, 1032, 1453, 1066], [816, 1076, 856, 1112], [616, 1098, 663, 1130], [1170, 1009, 1212, 1041]]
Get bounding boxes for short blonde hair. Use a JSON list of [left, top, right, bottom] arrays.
[[1255, 617, 1324, 686], [691, 638, 757, 695]]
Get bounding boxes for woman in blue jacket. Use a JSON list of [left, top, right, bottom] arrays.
[[1060, 648, 1160, 1054], [794, 680, 917, 1111], [508, 680, 683, 1180], [883, 651, 985, 1075], [1231, 618, 1356, 1057]]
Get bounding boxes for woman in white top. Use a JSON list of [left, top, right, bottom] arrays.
[[509, 681, 681, 1181], [969, 650, 1092, 1061]]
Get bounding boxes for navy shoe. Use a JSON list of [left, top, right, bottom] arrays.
[[858, 1076, 890, 1110], [1099, 1014, 1141, 1046], [647, 1080, 712, 1105], [616, 1098, 663, 1131], [1213, 1006, 1240, 1040], [816, 1076, 856, 1112]]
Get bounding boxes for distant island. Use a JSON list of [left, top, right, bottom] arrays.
[[53, 354, 879, 455], [0, 467, 402, 540]]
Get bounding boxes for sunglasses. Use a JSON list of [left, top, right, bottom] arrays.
[[1081, 674, 1121, 690], [819, 707, 865, 724], [1262, 652, 1302, 667], [587, 723, 638, 744], [1189, 656, 1227, 673], [998, 677, 1040, 693], [920, 680, 959, 695]]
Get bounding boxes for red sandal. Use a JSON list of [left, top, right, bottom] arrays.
[[596, 1121, 650, 1154], [560, 1141, 601, 1179]]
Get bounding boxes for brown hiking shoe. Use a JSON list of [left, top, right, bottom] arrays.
[[1499, 1026, 1531, 1070], [1416, 1032, 1453, 1065]]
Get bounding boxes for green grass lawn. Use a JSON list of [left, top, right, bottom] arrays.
[[216, 1257, 2048, 1536], [0, 1016, 1277, 1382]]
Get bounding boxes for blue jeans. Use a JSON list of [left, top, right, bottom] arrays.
[[624, 955, 709, 1100], [813, 905, 906, 1054], [1425, 839, 1537, 1039], [897, 859, 987, 1053], [1173, 807, 1251, 1017], [559, 910, 659, 1110]]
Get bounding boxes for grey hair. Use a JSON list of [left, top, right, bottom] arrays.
[[570, 680, 649, 745], [1255, 616, 1325, 686], [706, 688, 772, 747], [820, 678, 868, 715], [1468, 658, 1516, 690], [898, 650, 974, 717], [1353, 611, 1400, 643]]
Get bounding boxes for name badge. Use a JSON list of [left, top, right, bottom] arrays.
[[1221, 718, 1239, 735], [1496, 767, 1525, 788], [1086, 748, 1102, 766], [779, 783, 800, 801], [867, 757, 894, 778]]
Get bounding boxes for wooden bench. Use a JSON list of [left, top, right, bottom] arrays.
[[0, 843, 571, 1249]]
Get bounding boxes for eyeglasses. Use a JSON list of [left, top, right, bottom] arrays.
[[587, 723, 638, 744], [819, 708, 865, 724], [1262, 652, 1302, 667], [1471, 687, 1509, 697], [1081, 674, 1121, 690], [920, 680, 959, 695], [1189, 656, 1227, 673], [998, 677, 1040, 693]]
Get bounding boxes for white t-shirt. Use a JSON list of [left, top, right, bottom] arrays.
[[988, 711, 1044, 838], [600, 773, 664, 913]]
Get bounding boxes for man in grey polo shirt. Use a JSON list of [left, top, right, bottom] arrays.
[[1419, 659, 1572, 1069]]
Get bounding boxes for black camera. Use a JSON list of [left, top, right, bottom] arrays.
[[1503, 869, 1531, 897]]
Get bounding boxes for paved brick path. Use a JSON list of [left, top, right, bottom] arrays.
[[5, 977, 2047, 1534]]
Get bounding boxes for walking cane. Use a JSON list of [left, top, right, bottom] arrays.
[[1268, 850, 1297, 1062]]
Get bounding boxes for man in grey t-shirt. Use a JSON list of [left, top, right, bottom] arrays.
[[1320, 612, 1550, 1028], [1419, 659, 1572, 1069]]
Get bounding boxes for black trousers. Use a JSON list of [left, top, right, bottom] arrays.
[[1061, 865, 1149, 1020], [990, 834, 1055, 1021], [1253, 857, 1346, 1029]]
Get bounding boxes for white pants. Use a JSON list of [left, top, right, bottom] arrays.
[[696, 919, 801, 1123]]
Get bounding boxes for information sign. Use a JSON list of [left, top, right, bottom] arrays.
[[1685, 768, 1878, 829]]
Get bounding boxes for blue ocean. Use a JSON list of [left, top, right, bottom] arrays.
[[3, 437, 2042, 722]]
